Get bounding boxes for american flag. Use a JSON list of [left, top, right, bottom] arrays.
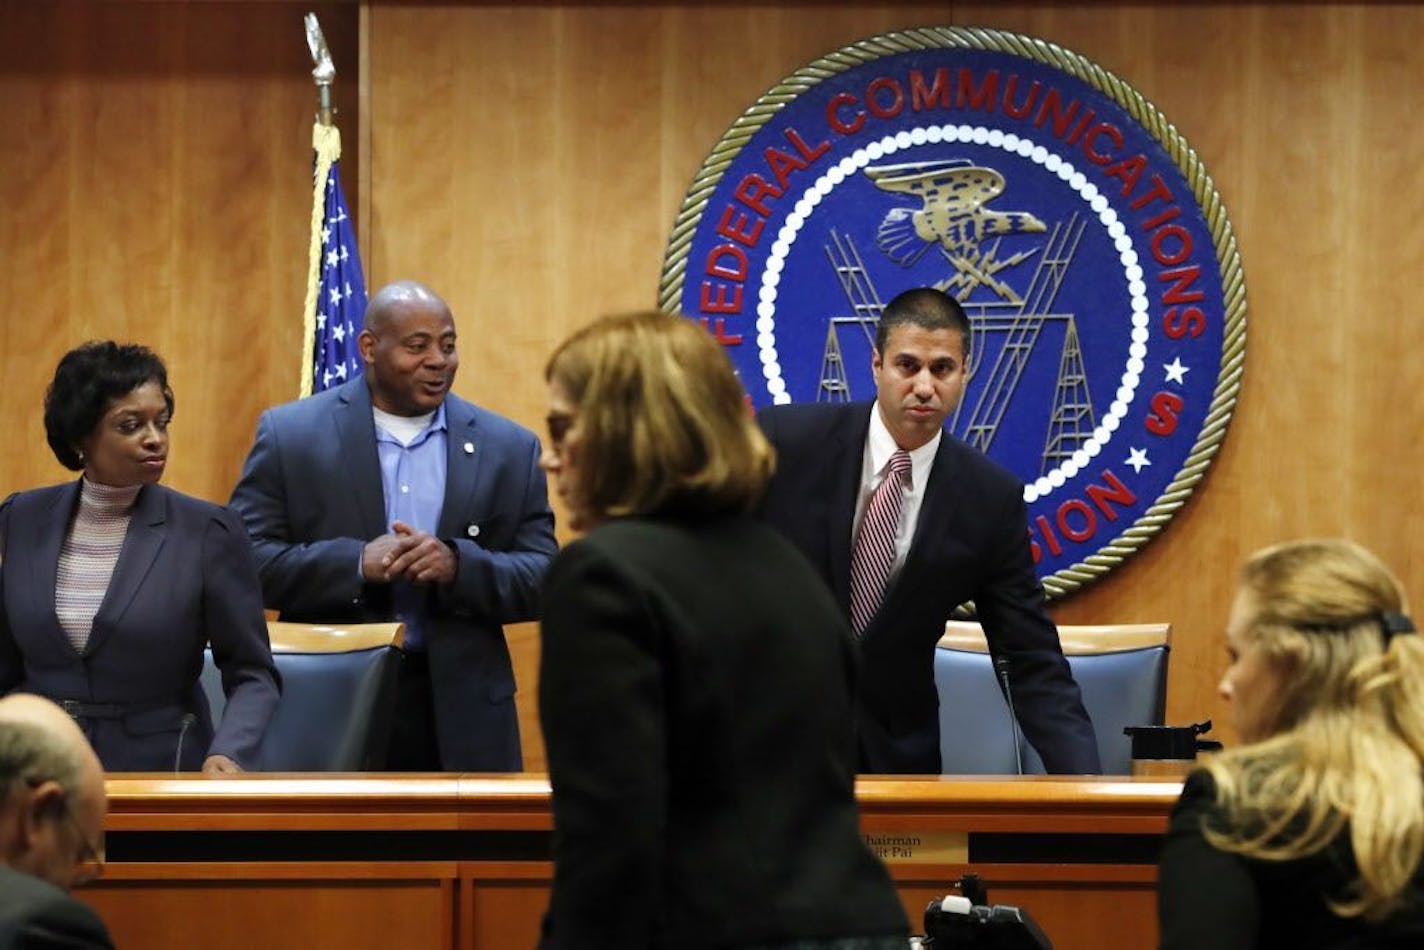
[[310, 158, 367, 393]]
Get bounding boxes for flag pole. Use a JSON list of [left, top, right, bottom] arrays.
[[300, 13, 341, 397], [306, 12, 335, 128]]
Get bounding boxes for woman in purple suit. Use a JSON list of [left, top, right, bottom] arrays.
[[0, 342, 278, 774]]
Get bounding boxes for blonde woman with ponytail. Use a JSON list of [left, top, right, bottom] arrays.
[[1159, 539, 1424, 949]]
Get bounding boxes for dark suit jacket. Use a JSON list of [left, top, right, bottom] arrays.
[[757, 401, 1099, 775], [1159, 770, 1424, 949], [229, 377, 557, 771], [538, 515, 907, 949], [0, 867, 113, 950], [0, 483, 279, 771]]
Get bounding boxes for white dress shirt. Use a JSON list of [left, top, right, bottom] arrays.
[[852, 404, 942, 582]]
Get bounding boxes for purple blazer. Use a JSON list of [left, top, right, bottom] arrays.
[[0, 482, 279, 770]]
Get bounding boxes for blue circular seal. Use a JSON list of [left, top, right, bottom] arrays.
[[661, 27, 1246, 598]]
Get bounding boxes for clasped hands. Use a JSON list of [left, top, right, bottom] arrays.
[[362, 520, 457, 586]]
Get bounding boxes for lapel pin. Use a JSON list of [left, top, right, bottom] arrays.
[[463, 441, 475, 455], [467, 524, 481, 538]]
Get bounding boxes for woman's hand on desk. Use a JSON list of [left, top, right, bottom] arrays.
[[202, 754, 242, 776]]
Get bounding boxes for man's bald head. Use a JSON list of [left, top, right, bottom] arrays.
[[0, 693, 94, 743], [363, 280, 450, 334], [0, 694, 106, 890]]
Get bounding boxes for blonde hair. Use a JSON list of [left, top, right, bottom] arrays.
[[544, 312, 775, 522], [1204, 539, 1424, 920]]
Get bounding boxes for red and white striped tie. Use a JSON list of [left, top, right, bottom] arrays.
[[849, 449, 912, 635]]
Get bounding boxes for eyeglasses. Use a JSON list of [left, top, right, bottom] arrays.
[[59, 793, 106, 886]]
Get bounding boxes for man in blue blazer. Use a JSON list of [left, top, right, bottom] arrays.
[[757, 288, 1098, 775], [230, 281, 557, 771]]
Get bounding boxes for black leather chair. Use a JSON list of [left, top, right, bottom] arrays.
[[934, 621, 1171, 775], [200, 621, 405, 771]]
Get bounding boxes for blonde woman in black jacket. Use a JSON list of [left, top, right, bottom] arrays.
[[1159, 539, 1424, 949], [536, 312, 908, 950]]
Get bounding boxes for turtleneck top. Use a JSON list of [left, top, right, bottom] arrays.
[[55, 478, 141, 652]]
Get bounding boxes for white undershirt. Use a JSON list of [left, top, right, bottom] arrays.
[[372, 406, 435, 446], [852, 404, 942, 579]]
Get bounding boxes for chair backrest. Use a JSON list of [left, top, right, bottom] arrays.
[[934, 621, 1171, 775], [201, 621, 405, 771]]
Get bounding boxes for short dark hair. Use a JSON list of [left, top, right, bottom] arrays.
[[44, 342, 174, 470], [875, 287, 971, 356]]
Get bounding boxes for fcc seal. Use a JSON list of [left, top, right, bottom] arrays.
[[660, 27, 1246, 599]]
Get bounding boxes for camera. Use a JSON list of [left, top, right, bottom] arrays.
[[913, 875, 1052, 949]]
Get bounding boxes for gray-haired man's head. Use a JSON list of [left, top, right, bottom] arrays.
[[0, 694, 106, 890]]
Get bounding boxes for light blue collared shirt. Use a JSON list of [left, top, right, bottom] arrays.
[[373, 404, 448, 650]]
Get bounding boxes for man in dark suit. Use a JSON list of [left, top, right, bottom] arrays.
[[0, 694, 113, 949], [230, 280, 557, 771], [757, 287, 1099, 775]]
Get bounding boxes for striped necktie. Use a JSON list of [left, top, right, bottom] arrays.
[[849, 449, 912, 635]]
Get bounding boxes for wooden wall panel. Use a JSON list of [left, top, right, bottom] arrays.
[[463, 866, 550, 950], [3, 2, 1421, 772], [0, 1, 359, 504], [89, 869, 456, 950]]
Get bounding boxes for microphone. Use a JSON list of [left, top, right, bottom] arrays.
[[174, 713, 197, 773], [994, 656, 1024, 776]]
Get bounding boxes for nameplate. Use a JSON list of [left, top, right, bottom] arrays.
[[863, 831, 968, 864]]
